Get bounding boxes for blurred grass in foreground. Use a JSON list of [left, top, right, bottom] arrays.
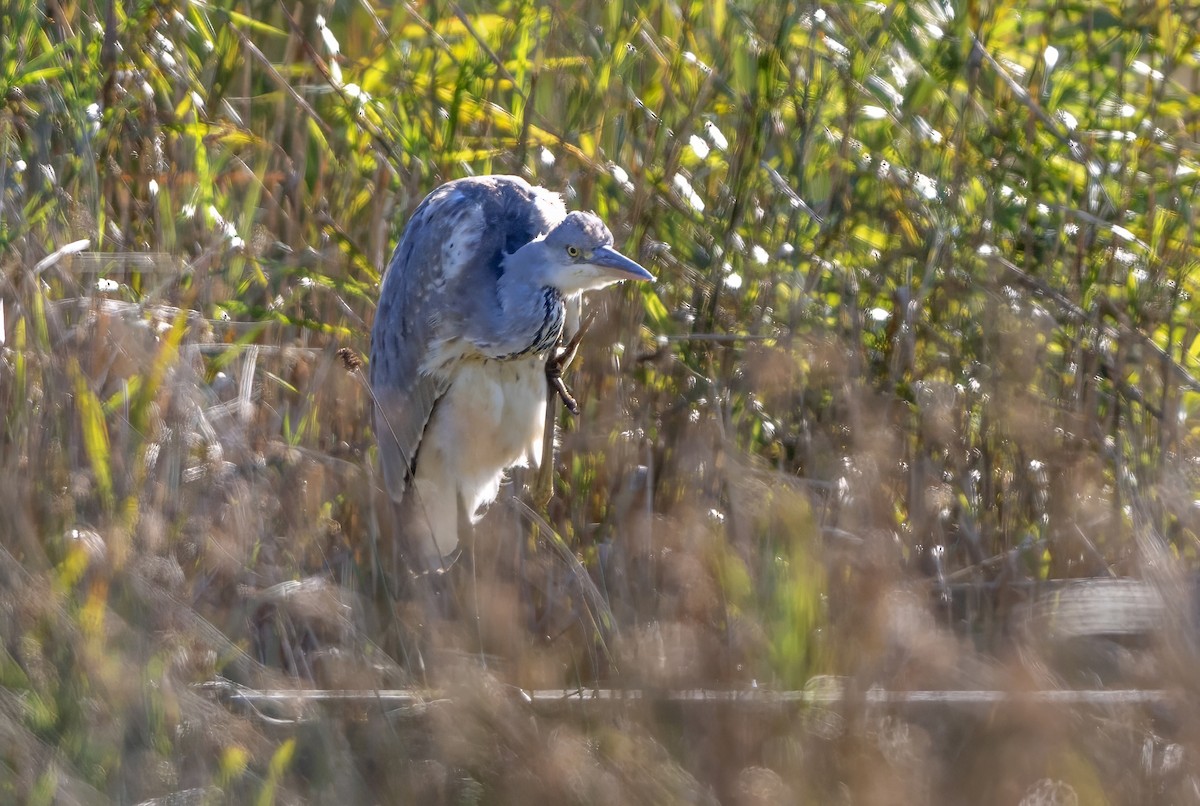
[[2, 0, 1200, 801]]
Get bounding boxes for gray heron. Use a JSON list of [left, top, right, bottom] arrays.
[[370, 175, 654, 570]]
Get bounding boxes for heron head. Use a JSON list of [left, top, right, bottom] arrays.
[[527, 211, 654, 295]]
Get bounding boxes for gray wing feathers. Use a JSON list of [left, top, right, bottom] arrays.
[[369, 193, 451, 501], [369, 176, 564, 501]]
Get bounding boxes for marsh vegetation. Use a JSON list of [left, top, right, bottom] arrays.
[[2, 0, 1200, 802]]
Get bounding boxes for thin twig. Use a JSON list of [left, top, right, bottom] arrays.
[[661, 333, 775, 343], [231, 24, 332, 138]]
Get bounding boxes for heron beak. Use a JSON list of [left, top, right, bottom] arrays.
[[590, 246, 655, 282]]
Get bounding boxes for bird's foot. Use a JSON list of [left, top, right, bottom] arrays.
[[548, 370, 580, 415], [545, 312, 596, 416], [545, 348, 579, 414]]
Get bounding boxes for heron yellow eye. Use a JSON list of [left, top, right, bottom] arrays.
[[566, 246, 580, 258]]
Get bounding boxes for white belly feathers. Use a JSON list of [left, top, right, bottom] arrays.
[[408, 355, 548, 558]]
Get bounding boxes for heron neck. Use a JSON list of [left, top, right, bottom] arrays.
[[498, 250, 550, 310], [493, 252, 566, 357]]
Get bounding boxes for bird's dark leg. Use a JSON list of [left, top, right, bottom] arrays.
[[535, 313, 596, 505], [545, 312, 596, 416], [546, 367, 578, 416]]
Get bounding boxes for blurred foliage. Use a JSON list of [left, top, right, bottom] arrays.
[[2, 0, 1200, 801]]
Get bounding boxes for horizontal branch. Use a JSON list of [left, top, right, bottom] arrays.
[[197, 680, 1176, 721]]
